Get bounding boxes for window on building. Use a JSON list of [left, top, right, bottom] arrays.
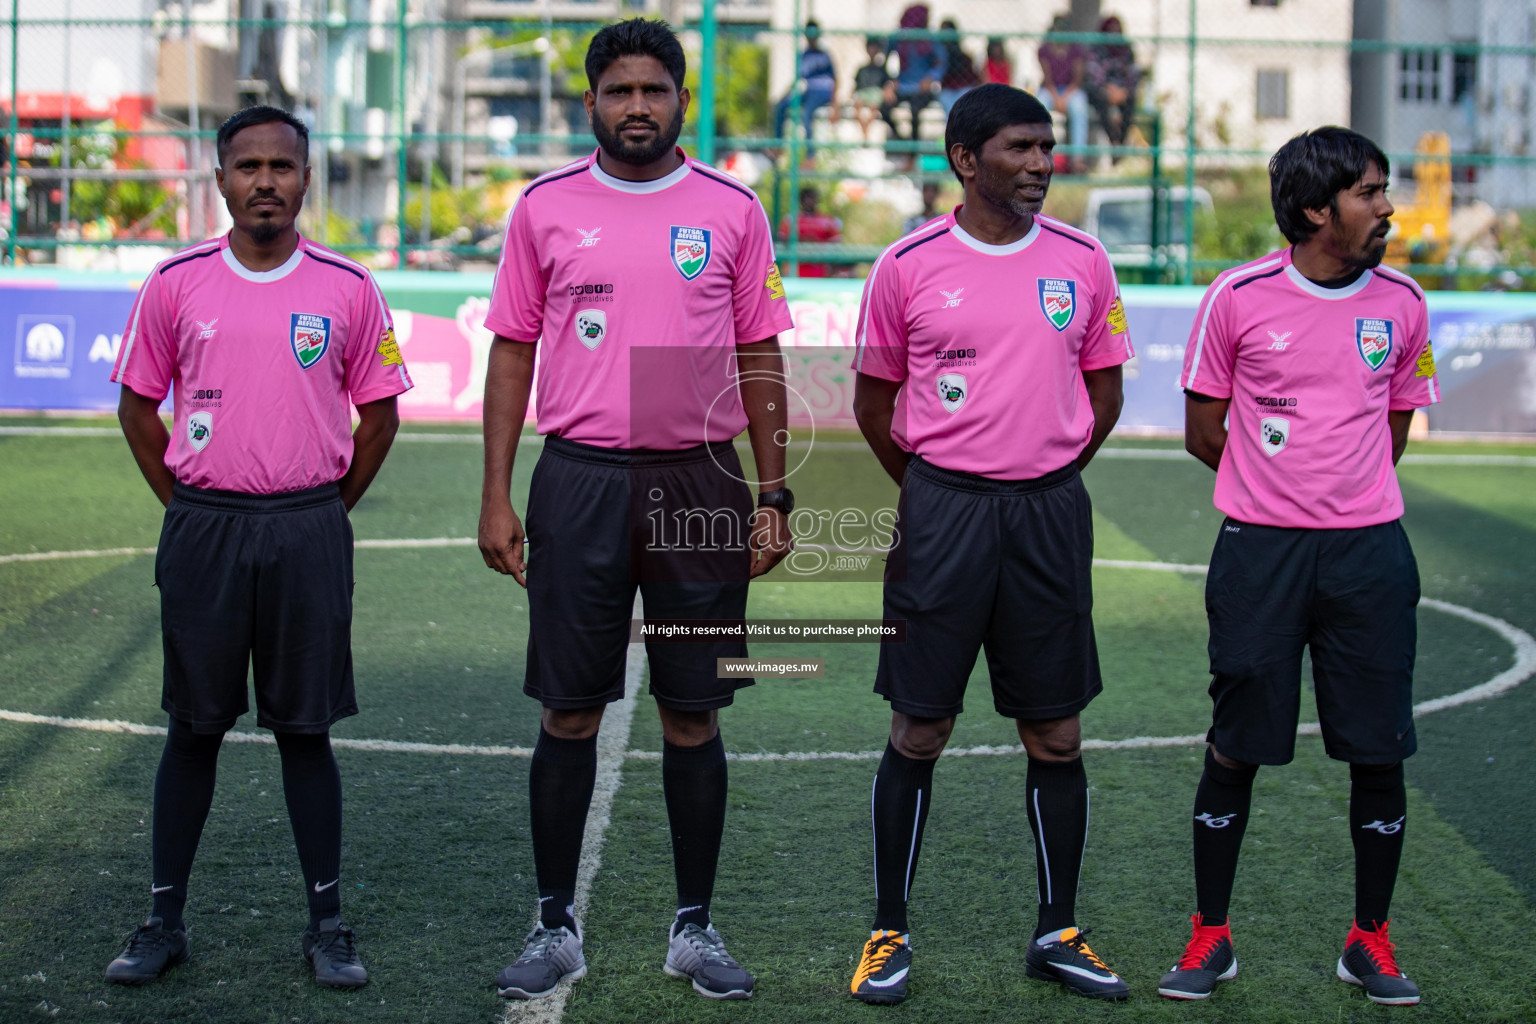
[[1256, 69, 1289, 119], [1453, 52, 1477, 104], [1399, 49, 1442, 103]]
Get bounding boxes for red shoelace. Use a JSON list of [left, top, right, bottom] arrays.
[[1176, 915, 1230, 971]]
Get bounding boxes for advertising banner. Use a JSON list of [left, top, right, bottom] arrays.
[[3, 271, 1534, 435]]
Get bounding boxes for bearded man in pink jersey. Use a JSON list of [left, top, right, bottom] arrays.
[[105, 106, 412, 989], [1159, 127, 1438, 1006], [848, 83, 1133, 1005], [478, 18, 794, 1002]]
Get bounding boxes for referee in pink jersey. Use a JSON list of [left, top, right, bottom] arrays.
[[105, 106, 411, 990], [1158, 127, 1439, 1006], [478, 19, 793, 1002], [848, 85, 1133, 1005]]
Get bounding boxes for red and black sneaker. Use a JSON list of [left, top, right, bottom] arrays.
[[1338, 920, 1420, 1006], [1158, 913, 1237, 1000]]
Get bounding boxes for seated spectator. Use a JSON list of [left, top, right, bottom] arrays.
[[984, 37, 1013, 85], [889, 4, 946, 144], [937, 18, 981, 115], [851, 36, 900, 142], [902, 181, 944, 235], [779, 186, 843, 278], [1087, 15, 1141, 152], [772, 20, 837, 155], [1037, 13, 1089, 170]]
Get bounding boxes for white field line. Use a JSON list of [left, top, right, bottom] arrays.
[[2, 550, 1531, 760], [6, 427, 1530, 464], [500, 608, 643, 1024]]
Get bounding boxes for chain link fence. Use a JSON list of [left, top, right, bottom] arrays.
[[4, 0, 1536, 286]]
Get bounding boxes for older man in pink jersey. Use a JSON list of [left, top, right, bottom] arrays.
[[477, 19, 794, 1002], [1158, 127, 1438, 1006], [848, 84, 1132, 1005], [105, 106, 410, 990]]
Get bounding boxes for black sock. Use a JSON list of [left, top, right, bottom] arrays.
[[1350, 762, 1407, 928], [529, 728, 597, 931], [663, 733, 728, 930], [1192, 747, 1258, 926], [1027, 756, 1089, 938], [274, 731, 344, 928], [150, 718, 225, 931], [870, 742, 935, 934]]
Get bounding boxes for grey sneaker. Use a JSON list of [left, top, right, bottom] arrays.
[[497, 922, 586, 1000], [301, 917, 369, 989], [105, 917, 189, 985], [664, 921, 754, 1000]]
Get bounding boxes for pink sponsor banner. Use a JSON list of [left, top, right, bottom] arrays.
[[385, 280, 863, 425]]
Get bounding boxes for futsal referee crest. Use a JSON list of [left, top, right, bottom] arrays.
[[1356, 317, 1393, 371], [1038, 278, 1077, 331], [290, 313, 332, 369], [670, 226, 712, 280]]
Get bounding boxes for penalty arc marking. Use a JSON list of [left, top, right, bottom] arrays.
[[0, 545, 1531, 760]]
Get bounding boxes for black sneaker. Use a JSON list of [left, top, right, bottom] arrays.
[[105, 917, 189, 985], [1159, 913, 1237, 1000], [1338, 920, 1420, 1006], [497, 923, 586, 1000], [664, 920, 754, 1000], [301, 917, 369, 989], [1024, 926, 1130, 1000], [850, 929, 912, 1005]]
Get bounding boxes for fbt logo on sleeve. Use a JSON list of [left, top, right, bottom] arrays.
[[290, 313, 332, 369], [14, 315, 75, 378]]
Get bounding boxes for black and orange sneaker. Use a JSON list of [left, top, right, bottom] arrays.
[[1338, 920, 1420, 1006], [850, 930, 911, 1005], [1158, 913, 1237, 1000], [1025, 927, 1129, 1000]]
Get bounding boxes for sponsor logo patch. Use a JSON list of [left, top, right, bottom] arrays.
[[187, 411, 213, 452], [377, 327, 402, 367], [1415, 340, 1437, 378], [1356, 317, 1393, 371], [670, 226, 712, 280], [1106, 295, 1128, 335], [574, 309, 607, 350], [290, 312, 332, 369], [1260, 415, 1289, 457], [936, 372, 967, 413], [765, 263, 785, 301], [1038, 278, 1077, 331]]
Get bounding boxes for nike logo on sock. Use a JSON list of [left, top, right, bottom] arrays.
[[313, 878, 339, 893], [676, 905, 704, 917], [151, 884, 174, 894]]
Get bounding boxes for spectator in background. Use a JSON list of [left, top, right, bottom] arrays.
[[1038, 13, 1089, 170], [985, 37, 1013, 85], [852, 36, 900, 142], [772, 20, 837, 156], [1087, 15, 1141, 153], [890, 4, 946, 145], [780, 186, 843, 278], [937, 18, 981, 115], [902, 181, 943, 234]]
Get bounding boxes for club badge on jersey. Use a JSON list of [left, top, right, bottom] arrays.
[[1038, 278, 1077, 332], [670, 226, 712, 281], [1356, 317, 1393, 371], [574, 309, 607, 350], [1260, 415, 1289, 457], [291, 312, 333, 369], [937, 372, 967, 413], [187, 411, 213, 452]]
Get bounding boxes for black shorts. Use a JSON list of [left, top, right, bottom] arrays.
[[875, 457, 1103, 720], [156, 482, 356, 735], [1204, 517, 1420, 766], [522, 435, 755, 712]]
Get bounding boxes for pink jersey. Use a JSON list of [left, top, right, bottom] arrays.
[[1180, 246, 1440, 528], [854, 211, 1133, 479], [111, 234, 412, 494], [485, 149, 794, 449]]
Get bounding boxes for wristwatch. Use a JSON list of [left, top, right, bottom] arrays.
[[757, 487, 795, 515]]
